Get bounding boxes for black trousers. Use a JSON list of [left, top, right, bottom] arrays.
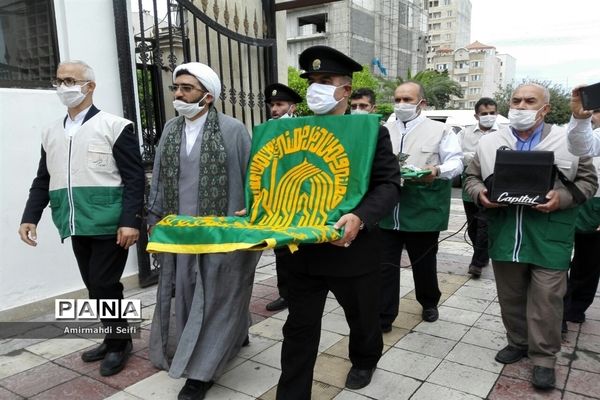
[[463, 201, 489, 268], [380, 230, 441, 327], [71, 235, 130, 350], [274, 248, 289, 299], [276, 268, 382, 400], [564, 231, 600, 319]]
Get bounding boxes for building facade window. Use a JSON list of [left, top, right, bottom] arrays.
[[0, 0, 59, 88], [471, 74, 481, 81], [298, 13, 327, 35], [471, 61, 481, 68], [436, 63, 449, 71], [469, 87, 481, 94], [458, 76, 467, 82]]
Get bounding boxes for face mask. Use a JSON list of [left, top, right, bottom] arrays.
[[56, 83, 89, 108], [394, 101, 420, 122], [478, 115, 497, 128], [351, 109, 370, 115], [508, 106, 544, 131], [306, 83, 341, 115], [173, 94, 208, 119]]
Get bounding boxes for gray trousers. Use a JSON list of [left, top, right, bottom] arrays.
[[492, 261, 567, 368]]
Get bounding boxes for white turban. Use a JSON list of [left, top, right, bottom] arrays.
[[173, 62, 221, 103]]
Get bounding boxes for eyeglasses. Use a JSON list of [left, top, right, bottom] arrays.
[[350, 103, 372, 110], [51, 78, 90, 88], [168, 84, 204, 93]]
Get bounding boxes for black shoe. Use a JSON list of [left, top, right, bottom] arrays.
[[531, 366, 555, 390], [266, 297, 288, 311], [345, 367, 376, 390], [81, 343, 109, 362], [381, 325, 392, 333], [178, 379, 214, 400], [242, 335, 250, 347], [468, 264, 482, 278], [99, 341, 132, 376], [422, 307, 439, 322], [495, 345, 527, 364]]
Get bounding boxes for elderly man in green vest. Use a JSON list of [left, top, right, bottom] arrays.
[[464, 83, 597, 390]]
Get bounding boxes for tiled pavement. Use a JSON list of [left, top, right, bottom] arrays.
[[2, 195, 600, 399]]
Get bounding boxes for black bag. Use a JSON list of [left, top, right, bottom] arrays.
[[487, 148, 555, 206]]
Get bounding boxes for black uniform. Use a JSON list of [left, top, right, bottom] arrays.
[[276, 126, 401, 400]]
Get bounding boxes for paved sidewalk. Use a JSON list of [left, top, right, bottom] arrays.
[[2, 197, 600, 399]]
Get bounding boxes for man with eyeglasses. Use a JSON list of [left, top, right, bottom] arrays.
[[146, 62, 261, 400], [19, 60, 144, 376], [349, 88, 376, 115]]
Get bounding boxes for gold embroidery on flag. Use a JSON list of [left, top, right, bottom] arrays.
[[248, 125, 350, 228]]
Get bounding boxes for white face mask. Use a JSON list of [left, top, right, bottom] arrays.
[[478, 114, 497, 128], [394, 101, 420, 122], [56, 83, 89, 108], [173, 93, 208, 119], [351, 109, 370, 115], [508, 106, 544, 131], [306, 83, 341, 115]]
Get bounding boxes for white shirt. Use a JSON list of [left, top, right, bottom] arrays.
[[184, 113, 208, 155], [64, 105, 92, 137], [395, 113, 463, 179], [567, 115, 600, 157], [458, 122, 500, 167]]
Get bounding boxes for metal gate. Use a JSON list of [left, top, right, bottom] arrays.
[[113, 0, 277, 286]]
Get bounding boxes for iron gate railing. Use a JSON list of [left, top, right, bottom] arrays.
[[114, 0, 277, 287]]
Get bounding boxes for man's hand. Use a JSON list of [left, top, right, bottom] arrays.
[[533, 190, 560, 213], [415, 165, 438, 183], [571, 86, 593, 120], [331, 213, 363, 248], [478, 189, 505, 209], [117, 227, 139, 249], [18, 223, 38, 246], [234, 208, 247, 216]]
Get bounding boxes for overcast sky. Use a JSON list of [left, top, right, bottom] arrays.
[[470, 0, 600, 88]]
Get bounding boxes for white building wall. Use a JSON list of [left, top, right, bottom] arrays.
[[0, 0, 139, 313], [497, 53, 517, 87]]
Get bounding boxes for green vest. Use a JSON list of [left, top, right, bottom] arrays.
[[575, 197, 600, 233], [487, 205, 578, 270], [380, 179, 451, 232]]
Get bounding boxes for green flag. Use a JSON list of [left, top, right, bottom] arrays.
[[147, 114, 380, 254]]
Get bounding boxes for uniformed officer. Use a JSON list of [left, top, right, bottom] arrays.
[[275, 45, 401, 400]]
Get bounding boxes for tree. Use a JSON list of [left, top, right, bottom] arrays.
[[374, 69, 463, 112], [409, 70, 463, 110], [493, 79, 571, 125], [352, 65, 379, 94], [287, 66, 311, 116]]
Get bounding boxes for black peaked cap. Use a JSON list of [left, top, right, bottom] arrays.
[[299, 45, 362, 78], [264, 83, 303, 104]]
